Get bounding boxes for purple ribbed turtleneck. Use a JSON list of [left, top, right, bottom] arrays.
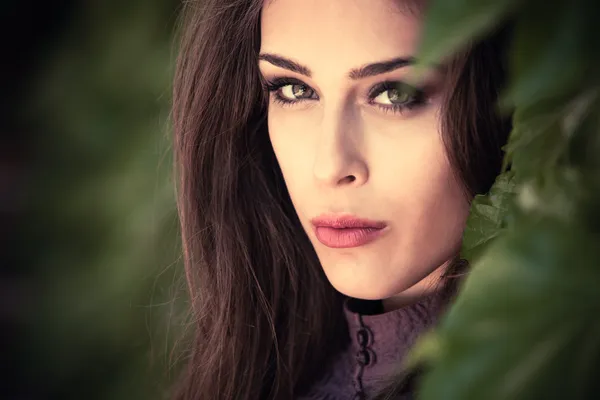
[[297, 289, 449, 400]]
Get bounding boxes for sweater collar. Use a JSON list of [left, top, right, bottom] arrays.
[[343, 289, 449, 397]]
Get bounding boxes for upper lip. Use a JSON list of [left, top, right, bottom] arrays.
[[310, 213, 387, 229]]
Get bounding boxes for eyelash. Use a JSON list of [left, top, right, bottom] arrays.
[[264, 77, 428, 115]]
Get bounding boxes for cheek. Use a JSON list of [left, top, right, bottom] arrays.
[[373, 117, 469, 258], [268, 110, 300, 173], [398, 144, 470, 254], [369, 109, 451, 201], [267, 110, 315, 203]]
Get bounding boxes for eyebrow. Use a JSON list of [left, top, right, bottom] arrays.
[[258, 53, 417, 80]]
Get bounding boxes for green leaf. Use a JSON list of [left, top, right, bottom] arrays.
[[515, 169, 591, 225], [416, 220, 600, 400], [503, 0, 599, 111], [504, 90, 599, 178], [460, 171, 518, 262], [416, 0, 519, 67], [505, 115, 564, 177], [567, 93, 600, 170]]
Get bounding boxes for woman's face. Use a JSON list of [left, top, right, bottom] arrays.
[[259, 0, 470, 303]]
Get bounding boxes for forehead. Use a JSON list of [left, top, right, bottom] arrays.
[[260, 0, 423, 74]]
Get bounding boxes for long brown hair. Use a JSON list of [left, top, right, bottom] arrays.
[[171, 0, 511, 398]]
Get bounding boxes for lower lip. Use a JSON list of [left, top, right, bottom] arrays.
[[313, 226, 386, 248]]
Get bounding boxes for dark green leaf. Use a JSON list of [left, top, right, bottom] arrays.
[[505, 115, 564, 177], [505, 90, 599, 178], [417, 220, 600, 400], [416, 0, 519, 67], [460, 171, 517, 262], [503, 0, 598, 111], [514, 169, 591, 225], [567, 93, 600, 170]]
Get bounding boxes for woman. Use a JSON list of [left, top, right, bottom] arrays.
[[171, 0, 511, 398]]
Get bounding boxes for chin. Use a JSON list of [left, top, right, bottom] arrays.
[[320, 255, 447, 302], [333, 281, 409, 301], [322, 263, 416, 301]]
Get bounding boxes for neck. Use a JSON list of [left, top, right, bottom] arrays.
[[381, 264, 447, 312]]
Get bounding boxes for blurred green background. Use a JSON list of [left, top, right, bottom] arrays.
[[4, 1, 187, 399]]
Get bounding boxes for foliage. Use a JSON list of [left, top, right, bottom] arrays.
[[23, 1, 186, 399], [409, 0, 600, 399]]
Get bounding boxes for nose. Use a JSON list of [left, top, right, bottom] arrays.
[[312, 105, 369, 187]]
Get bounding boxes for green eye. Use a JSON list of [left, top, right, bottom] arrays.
[[373, 82, 419, 106], [265, 77, 318, 105], [280, 84, 314, 100], [369, 81, 426, 113], [386, 88, 412, 104]]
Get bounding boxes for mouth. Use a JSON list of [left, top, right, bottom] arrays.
[[310, 214, 388, 249]]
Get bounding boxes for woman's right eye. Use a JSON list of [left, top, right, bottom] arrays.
[[266, 78, 318, 105], [279, 84, 314, 101]]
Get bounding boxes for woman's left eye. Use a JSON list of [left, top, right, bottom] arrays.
[[373, 88, 412, 105], [368, 81, 427, 113]]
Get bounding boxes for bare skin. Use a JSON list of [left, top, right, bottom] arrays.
[[259, 0, 470, 310]]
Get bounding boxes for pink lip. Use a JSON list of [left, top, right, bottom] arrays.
[[310, 214, 388, 248]]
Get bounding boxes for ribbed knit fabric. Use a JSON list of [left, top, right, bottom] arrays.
[[296, 290, 449, 400]]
